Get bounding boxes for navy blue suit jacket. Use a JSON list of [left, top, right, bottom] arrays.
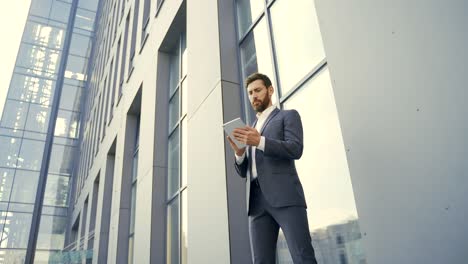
[[235, 108, 307, 214]]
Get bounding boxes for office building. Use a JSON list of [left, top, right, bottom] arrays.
[[0, 0, 467, 263]]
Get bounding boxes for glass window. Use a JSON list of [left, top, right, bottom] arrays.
[[69, 33, 92, 57], [66, 55, 88, 76], [36, 215, 67, 250], [181, 118, 187, 187], [17, 139, 45, 171], [270, 0, 325, 95], [0, 169, 15, 202], [22, 22, 66, 50], [0, 212, 33, 249], [48, 144, 76, 176], [239, 18, 277, 106], [59, 84, 83, 111], [50, 0, 72, 23], [0, 250, 27, 263], [74, 8, 95, 32], [7, 203, 34, 213], [0, 136, 21, 168], [34, 250, 65, 264], [10, 170, 40, 204], [78, 0, 99, 11], [166, 197, 179, 264], [129, 0, 140, 69], [181, 191, 188, 264], [280, 68, 367, 264], [43, 175, 70, 207], [8, 74, 55, 105], [29, 0, 54, 19], [54, 110, 80, 138], [167, 128, 180, 198], [236, 0, 264, 38], [120, 13, 131, 84], [168, 90, 180, 131], [169, 49, 180, 94], [0, 100, 28, 130], [17, 43, 62, 75], [142, 0, 151, 38], [25, 104, 51, 133]]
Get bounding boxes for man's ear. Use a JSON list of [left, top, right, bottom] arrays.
[[268, 86, 274, 96]]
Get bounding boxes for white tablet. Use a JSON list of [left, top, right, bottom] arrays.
[[222, 117, 247, 148]]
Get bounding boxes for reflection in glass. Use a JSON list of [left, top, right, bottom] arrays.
[[9, 170, 40, 204], [270, 0, 325, 95], [167, 128, 180, 198], [239, 19, 277, 105], [17, 139, 45, 171], [236, 0, 264, 38], [181, 118, 187, 187], [48, 144, 76, 176], [0, 169, 15, 202], [280, 68, 367, 264], [35, 215, 66, 250], [169, 90, 180, 131], [166, 197, 180, 264], [16, 43, 62, 75], [59, 85, 83, 111], [50, 1, 72, 23], [74, 8, 95, 32], [0, 211, 33, 249], [0, 136, 21, 168], [29, 0, 71, 22], [54, 110, 80, 138], [169, 49, 180, 95], [181, 191, 188, 264], [25, 104, 51, 133], [69, 33, 92, 57], [181, 33, 187, 78], [78, 0, 99, 11], [1, 100, 28, 130], [0, 250, 27, 263], [43, 175, 70, 207], [22, 22, 66, 50], [66, 55, 88, 76], [8, 74, 55, 105]]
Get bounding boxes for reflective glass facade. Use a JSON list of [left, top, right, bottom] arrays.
[[0, 0, 97, 262]]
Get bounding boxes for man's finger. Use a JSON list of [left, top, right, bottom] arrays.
[[226, 136, 238, 150]]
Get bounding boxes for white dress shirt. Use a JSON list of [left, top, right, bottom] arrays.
[[235, 104, 277, 181]]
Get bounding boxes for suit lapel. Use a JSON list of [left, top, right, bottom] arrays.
[[260, 108, 280, 135]]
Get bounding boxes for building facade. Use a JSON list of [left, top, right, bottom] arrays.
[[1, 0, 467, 263], [0, 0, 97, 263]]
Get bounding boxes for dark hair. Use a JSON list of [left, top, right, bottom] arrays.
[[245, 72, 272, 88]]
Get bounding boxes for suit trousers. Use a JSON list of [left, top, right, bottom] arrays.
[[248, 181, 318, 264]]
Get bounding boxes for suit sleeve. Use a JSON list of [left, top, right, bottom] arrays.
[[234, 154, 249, 178], [263, 110, 304, 160]]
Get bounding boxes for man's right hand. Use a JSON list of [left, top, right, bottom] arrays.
[[227, 136, 246, 156]]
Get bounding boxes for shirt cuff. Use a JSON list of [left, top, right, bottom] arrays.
[[235, 151, 246, 164], [257, 136, 266, 151]]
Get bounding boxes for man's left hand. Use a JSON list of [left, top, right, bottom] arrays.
[[232, 126, 261, 146]]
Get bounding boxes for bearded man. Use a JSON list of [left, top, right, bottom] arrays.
[[227, 73, 318, 264]]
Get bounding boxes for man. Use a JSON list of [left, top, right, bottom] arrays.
[[227, 73, 318, 264]]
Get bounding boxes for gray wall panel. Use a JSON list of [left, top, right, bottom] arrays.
[[315, 1, 468, 263]]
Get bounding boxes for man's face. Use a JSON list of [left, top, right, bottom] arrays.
[[247, 79, 273, 113]]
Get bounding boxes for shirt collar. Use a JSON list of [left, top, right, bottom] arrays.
[[256, 104, 277, 121]]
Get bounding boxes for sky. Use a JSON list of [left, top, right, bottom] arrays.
[[0, 1, 32, 117]]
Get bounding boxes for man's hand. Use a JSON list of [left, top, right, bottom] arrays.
[[232, 126, 261, 147], [227, 136, 246, 156]]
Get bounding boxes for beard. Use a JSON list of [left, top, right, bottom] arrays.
[[252, 95, 271, 113]]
